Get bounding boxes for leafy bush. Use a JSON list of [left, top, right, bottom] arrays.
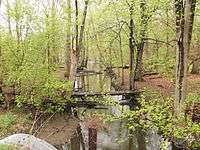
[[0, 3, 71, 112], [14, 69, 73, 112], [122, 89, 200, 149]]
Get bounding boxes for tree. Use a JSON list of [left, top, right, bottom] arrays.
[[69, 0, 89, 84], [174, 0, 196, 114], [79, 0, 89, 69], [129, 0, 135, 90], [134, 0, 148, 81], [65, 0, 72, 79]]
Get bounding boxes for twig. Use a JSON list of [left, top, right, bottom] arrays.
[[33, 112, 57, 136]]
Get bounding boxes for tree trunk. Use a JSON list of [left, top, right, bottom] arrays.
[[175, 0, 187, 114], [69, 0, 89, 86], [174, 0, 196, 114], [68, 0, 79, 83], [166, 8, 170, 57], [65, 0, 72, 79], [79, 0, 89, 69], [129, 2, 135, 90], [134, 0, 147, 81], [119, 33, 125, 85]]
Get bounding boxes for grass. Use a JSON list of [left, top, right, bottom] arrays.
[[0, 109, 32, 138], [0, 144, 25, 150], [0, 113, 17, 130]]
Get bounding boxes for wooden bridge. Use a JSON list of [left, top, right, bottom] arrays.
[[71, 90, 141, 108], [65, 66, 141, 108], [72, 90, 140, 98]]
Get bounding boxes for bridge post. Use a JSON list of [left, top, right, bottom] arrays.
[[88, 127, 97, 150]]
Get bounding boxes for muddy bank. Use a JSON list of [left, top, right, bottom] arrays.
[[33, 113, 79, 146]]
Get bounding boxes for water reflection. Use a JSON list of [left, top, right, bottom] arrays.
[[68, 119, 166, 150], [75, 73, 111, 93], [67, 103, 169, 150], [70, 62, 170, 150]]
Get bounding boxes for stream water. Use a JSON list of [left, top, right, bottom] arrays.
[[67, 62, 172, 150], [64, 96, 172, 150]]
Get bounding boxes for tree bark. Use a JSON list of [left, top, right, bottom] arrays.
[[166, 8, 170, 57], [6, 0, 12, 35], [69, 0, 89, 87], [69, 0, 79, 83], [134, 0, 147, 81], [129, 1, 135, 90], [174, 0, 196, 114], [79, 0, 89, 69], [65, 0, 72, 79]]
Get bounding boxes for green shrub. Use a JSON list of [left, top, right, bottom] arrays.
[[123, 89, 200, 149]]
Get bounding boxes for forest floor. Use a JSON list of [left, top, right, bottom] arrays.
[[122, 72, 200, 97]]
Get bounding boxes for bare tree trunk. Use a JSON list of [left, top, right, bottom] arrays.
[[69, 0, 79, 83], [134, 0, 147, 81], [79, 0, 89, 69], [187, 0, 196, 45], [175, 0, 187, 114], [65, 0, 72, 79], [174, 0, 196, 114], [166, 8, 170, 57], [51, 0, 57, 64], [6, 0, 12, 35], [75, 0, 79, 57], [85, 31, 89, 67], [16, 21, 20, 46], [129, 2, 135, 90], [69, 0, 89, 86], [119, 32, 125, 85]]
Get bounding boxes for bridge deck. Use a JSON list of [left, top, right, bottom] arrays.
[[72, 90, 140, 97]]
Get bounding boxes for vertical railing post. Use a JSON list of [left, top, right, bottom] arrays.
[[88, 127, 97, 150]]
